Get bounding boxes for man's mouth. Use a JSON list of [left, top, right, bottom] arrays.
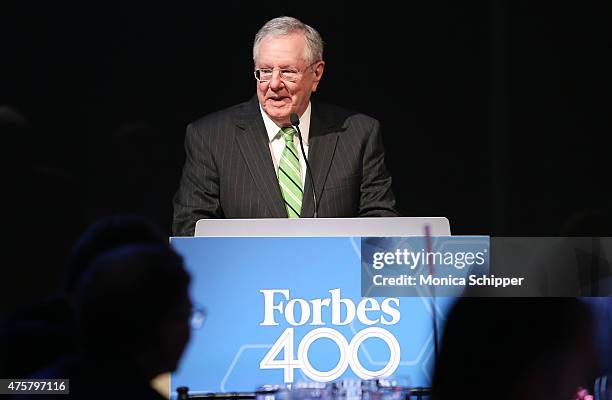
[[268, 97, 289, 105]]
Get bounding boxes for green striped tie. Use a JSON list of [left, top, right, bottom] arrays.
[[278, 127, 303, 218]]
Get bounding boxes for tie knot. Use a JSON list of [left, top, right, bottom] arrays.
[[280, 127, 296, 143]]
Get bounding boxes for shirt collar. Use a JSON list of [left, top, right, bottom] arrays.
[[260, 102, 311, 146]]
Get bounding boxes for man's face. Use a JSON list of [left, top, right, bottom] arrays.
[[255, 33, 324, 126]]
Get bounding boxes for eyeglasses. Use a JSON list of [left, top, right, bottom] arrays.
[[189, 307, 206, 330], [254, 62, 319, 83]]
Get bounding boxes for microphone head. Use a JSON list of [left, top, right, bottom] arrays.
[[290, 113, 300, 127]]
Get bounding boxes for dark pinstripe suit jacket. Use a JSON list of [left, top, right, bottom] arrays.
[[172, 97, 399, 236]]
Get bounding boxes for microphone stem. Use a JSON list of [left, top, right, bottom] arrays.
[[294, 126, 317, 218]]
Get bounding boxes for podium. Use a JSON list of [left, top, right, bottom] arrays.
[[170, 217, 454, 395], [195, 217, 451, 237]]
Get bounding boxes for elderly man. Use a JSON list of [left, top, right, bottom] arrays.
[[173, 16, 399, 236]]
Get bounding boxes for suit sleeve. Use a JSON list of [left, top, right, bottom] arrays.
[[172, 123, 224, 236], [358, 119, 401, 217]]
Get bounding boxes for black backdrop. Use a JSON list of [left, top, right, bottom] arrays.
[[1, 1, 610, 312]]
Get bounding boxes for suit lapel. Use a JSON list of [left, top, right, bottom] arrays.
[[301, 103, 339, 218], [235, 98, 287, 218]]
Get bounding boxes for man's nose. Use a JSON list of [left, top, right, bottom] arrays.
[[269, 70, 284, 90]]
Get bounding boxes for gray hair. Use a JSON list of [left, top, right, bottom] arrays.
[[253, 16, 324, 65]]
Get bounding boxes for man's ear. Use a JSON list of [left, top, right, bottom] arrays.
[[311, 61, 325, 92]]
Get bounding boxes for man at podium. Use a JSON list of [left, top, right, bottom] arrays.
[[173, 16, 399, 236]]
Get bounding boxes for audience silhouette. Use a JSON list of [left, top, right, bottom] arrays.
[[0, 215, 169, 378], [432, 298, 598, 400], [32, 243, 191, 400]]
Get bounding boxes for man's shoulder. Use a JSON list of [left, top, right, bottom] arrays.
[[313, 102, 380, 140], [188, 99, 252, 130], [314, 102, 378, 128]]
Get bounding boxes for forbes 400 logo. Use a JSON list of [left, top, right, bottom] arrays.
[[259, 289, 401, 382]]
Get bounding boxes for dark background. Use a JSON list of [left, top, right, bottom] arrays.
[[1, 1, 610, 314]]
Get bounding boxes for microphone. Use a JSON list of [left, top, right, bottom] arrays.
[[290, 112, 317, 218]]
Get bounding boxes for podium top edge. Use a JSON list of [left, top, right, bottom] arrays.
[[189, 217, 451, 237]]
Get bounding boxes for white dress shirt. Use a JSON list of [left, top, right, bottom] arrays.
[[259, 102, 311, 187]]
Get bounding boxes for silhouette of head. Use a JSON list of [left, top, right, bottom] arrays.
[[63, 214, 168, 294], [74, 243, 191, 378], [432, 298, 597, 400]]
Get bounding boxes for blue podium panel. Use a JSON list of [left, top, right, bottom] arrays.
[[170, 237, 453, 393]]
